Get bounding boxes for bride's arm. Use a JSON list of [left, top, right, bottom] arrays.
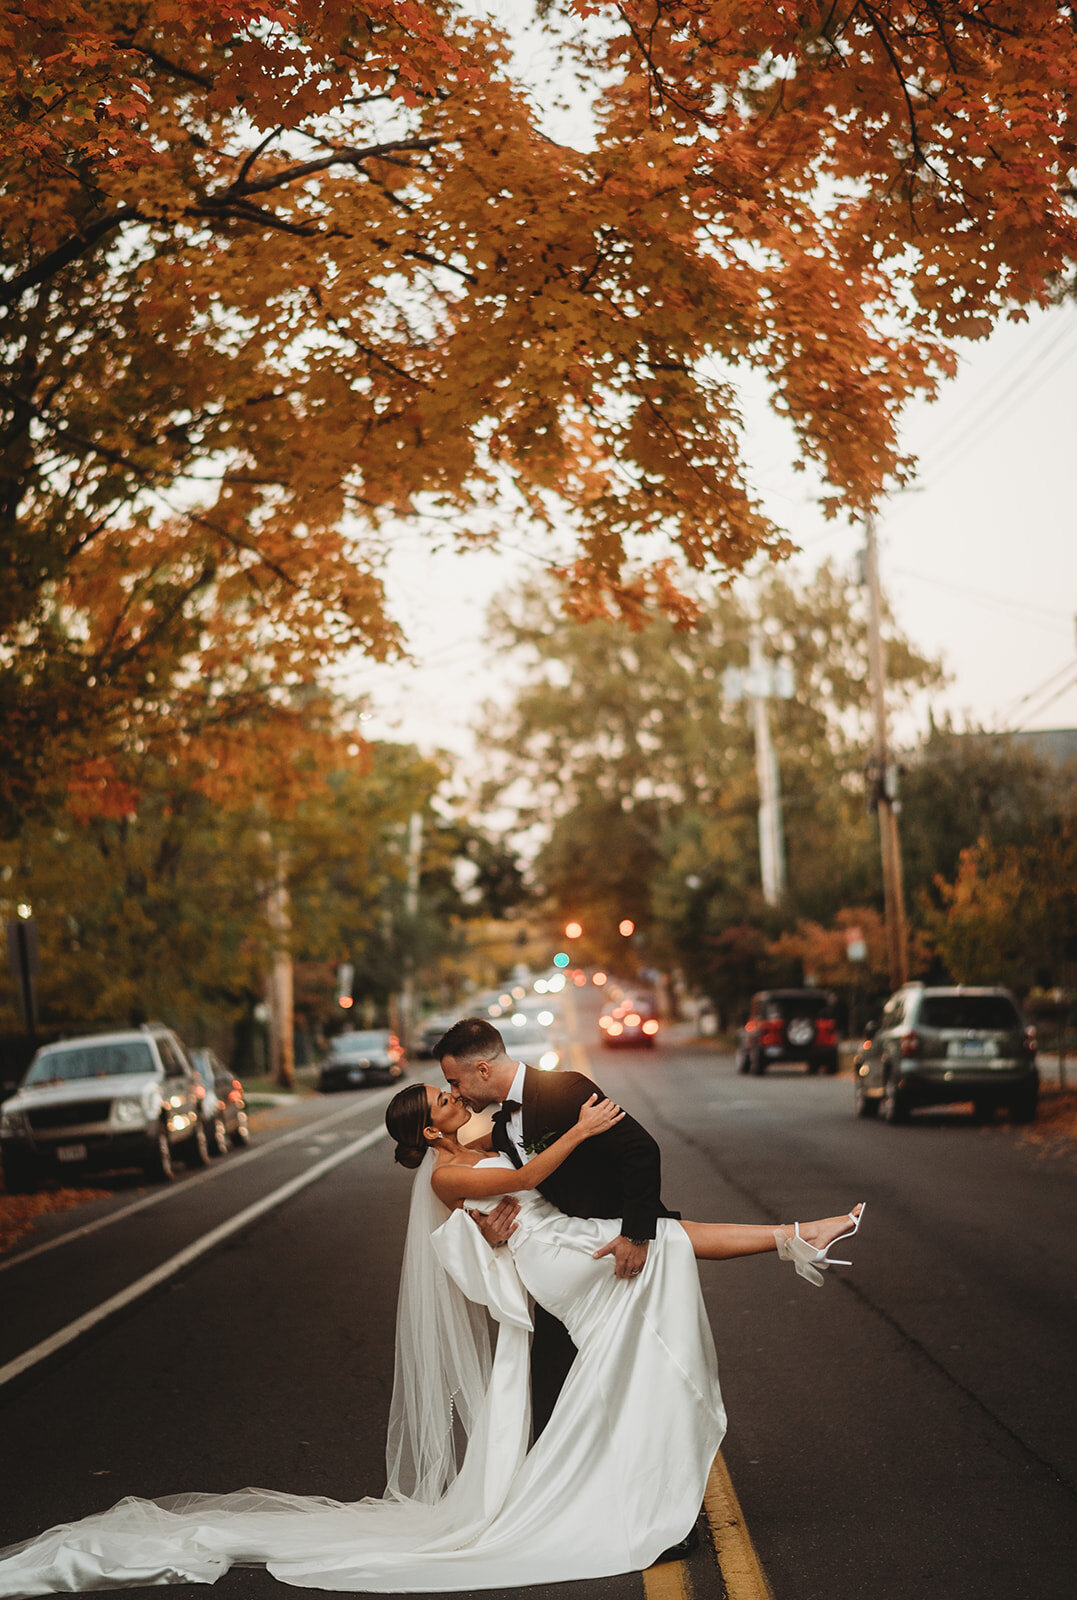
[[432, 1095, 623, 1205]]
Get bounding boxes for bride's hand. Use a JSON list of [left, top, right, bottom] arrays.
[[575, 1093, 625, 1140]]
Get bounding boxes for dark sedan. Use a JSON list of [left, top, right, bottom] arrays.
[[318, 1031, 405, 1092]]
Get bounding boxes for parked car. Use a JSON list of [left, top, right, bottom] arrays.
[[317, 1030, 405, 1092], [599, 997, 660, 1048], [854, 985, 1038, 1124], [735, 990, 839, 1075], [0, 1027, 210, 1191], [188, 1048, 251, 1153], [502, 1018, 563, 1072], [415, 1016, 454, 1060]]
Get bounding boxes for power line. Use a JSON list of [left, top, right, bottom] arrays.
[[1005, 669, 1077, 733], [891, 567, 1072, 624], [922, 322, 1077, 483], [916, 311, 1069, 464], [998, 656, 1077, 724]]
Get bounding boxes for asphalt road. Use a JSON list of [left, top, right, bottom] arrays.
[[1, 1023, 1075, 1600]]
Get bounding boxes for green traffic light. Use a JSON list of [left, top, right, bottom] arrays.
[[553, 952, 570, 968]]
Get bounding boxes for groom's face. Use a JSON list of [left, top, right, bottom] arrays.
[[440, 1053, 495, 1111]]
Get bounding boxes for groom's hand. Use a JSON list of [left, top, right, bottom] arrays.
[[593, 1235, 649, 1279], [471, 1198, 520, 1247]]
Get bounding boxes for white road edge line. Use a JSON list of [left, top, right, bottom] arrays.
[[0, 1088, 401, 1277], [0, 1125, 387, 1390]]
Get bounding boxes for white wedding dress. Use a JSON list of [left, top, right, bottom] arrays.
[[0, 1157, 726, 1595]]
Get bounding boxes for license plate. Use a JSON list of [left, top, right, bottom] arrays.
[[348, 1070, 365, 1083], [56, 1143, 87, 1162], [949, 1040, 994, 1059]]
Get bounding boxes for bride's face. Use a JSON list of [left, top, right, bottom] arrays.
[[425, 1084, 471, 1139]]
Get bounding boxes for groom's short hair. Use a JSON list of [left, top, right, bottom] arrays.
[[433, 1017, 506, 1063]]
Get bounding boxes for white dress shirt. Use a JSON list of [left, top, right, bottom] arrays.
[[504, 1060, 527, 1162]]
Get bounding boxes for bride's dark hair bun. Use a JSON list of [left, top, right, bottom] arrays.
[[386, 1083, 432, 1168]]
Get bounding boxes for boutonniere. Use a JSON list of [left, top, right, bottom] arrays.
[[522, 1129, 558, 1158]]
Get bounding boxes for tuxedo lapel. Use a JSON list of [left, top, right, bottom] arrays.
[[491, 1103, 522, 1168]]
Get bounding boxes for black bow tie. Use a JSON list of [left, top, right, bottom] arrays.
[[497, 1099, 522, 1117]]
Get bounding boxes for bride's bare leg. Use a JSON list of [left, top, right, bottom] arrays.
[[681, 1204, 863, 1262]]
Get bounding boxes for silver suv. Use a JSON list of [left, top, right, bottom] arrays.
[[854, 985, 1038, 1124], [0, 1027, 210, 1191]]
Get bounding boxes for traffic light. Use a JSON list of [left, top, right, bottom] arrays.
[[564, 921, 583, 940], [553, 952, 570, 969], [618, 919, 635, 937]]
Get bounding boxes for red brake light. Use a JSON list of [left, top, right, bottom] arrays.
[[642, 1019, 659, 1036], [900, 1030, 920, 1058], [760, 1021, 783, 1045], [817, 1018, 836, 1044]]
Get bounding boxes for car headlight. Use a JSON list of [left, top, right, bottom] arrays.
[[114, 1097, 145, 1124], [1, 1107, 26, 1134], [539, 1050, 560, 1072]]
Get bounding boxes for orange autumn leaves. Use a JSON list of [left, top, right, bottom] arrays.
[[2, 0, 1075, 823]]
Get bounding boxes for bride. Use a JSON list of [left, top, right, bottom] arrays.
[[0, 1083, 863, 1596]]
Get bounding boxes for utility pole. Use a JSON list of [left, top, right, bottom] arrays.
[[863, 515, 909, 989], [265, 847, 295, 1089], [748, 615, 788, 906], [399, 811, 423, 1051]]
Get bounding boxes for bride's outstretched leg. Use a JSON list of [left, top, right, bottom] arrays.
[[681, 1204, 864, 1261]]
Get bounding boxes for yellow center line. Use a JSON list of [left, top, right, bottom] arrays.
[[643, 1451, 774, 1600]]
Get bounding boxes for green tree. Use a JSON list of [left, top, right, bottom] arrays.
[[480, 562, 942, 993]]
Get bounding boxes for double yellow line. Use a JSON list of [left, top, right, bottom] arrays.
[[643, 1452, 774, 1600]]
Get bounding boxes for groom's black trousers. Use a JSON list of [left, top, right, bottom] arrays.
[[531, 1305, 579, 1439]]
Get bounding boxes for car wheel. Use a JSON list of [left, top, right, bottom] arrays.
[[881, 1078, 910, 1124], [231, 1112, 251, 1148], [183, 1118, 212, 1168], [144, 1125, 175, 1183], [749, 1048, 766, 1076], [854, 1081, 880, 1119], [2, 1150, 41, 1194], [1009, 1091, 1038, 1125], [735, 1050, 749, 1075], [807, 1059, 821, 1075], [208, 1116, 230, 1157], [971, 1098, 995, 1125], [824, 1055, 840, 1076]]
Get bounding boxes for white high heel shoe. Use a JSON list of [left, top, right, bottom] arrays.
[[775, 1203, 866, 1287]]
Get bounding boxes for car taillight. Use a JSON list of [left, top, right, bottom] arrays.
[[625, 1013, 641, 1027], [760, 1022, 783, 1045], [642, 1019, 659, 1036], [816, 1018, 836, 1044], [900, 1030, 920, 1058], [1024, 1024, 1037, 1054]]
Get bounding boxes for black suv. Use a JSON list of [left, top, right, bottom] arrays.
[[854, 985, 1038, 1124], [736, 990, 839, 1076]]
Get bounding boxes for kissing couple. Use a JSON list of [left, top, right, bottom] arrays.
[[0, 1016, 864, 1595]]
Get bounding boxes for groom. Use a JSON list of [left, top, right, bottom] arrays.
[[433, 1016, 680, 1430]]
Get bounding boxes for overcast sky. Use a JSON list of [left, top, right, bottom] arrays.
[[345, 297, 1077, 761]]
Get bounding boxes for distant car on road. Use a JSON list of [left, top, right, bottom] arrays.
[[415, 1017, 454, 1059], [0, 1026, 210, 1191], [599, 997, 660, 1049], [317, 1031, 405, 1092], [854, 985, 1038, 1124], [735, 990, 839, 1075], [502, 1019, 563, 1072], [188, 1048, 251, 1153]]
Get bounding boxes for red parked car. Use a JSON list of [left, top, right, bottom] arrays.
[[736, 990, 839, 1076]]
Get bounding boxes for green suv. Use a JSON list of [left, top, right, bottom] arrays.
[[854, 985, 1038, 1124]]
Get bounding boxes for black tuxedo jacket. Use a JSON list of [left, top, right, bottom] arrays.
[[490, 1066, 676, 1240]]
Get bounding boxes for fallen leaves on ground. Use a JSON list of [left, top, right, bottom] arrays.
[[0, 1183, 112, 1256], [1016, 1088, 1077, 1152]]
